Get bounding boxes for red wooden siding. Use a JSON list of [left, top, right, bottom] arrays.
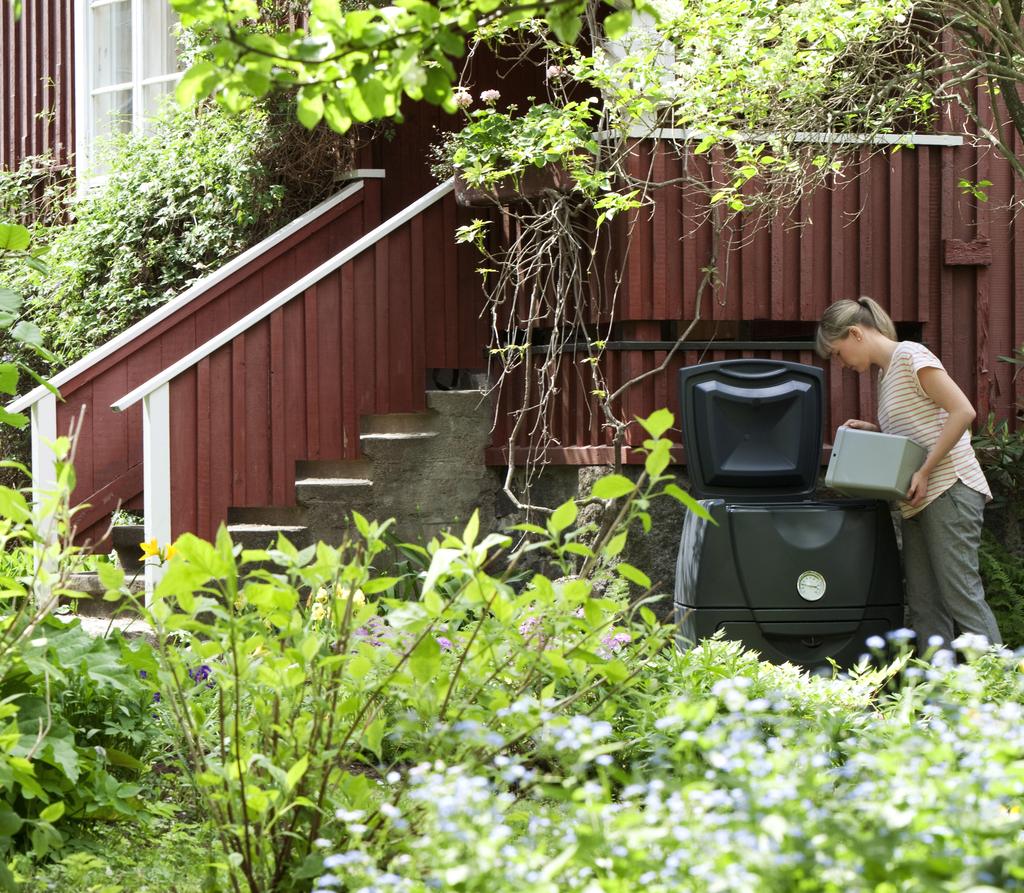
[[488, 134, 1024, 463], [167, 193, 488, 540], [55, 182, 381, 547], [0, 0, 74, 172]]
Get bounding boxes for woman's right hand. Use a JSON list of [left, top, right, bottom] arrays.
[[842, 419, 879, 432]]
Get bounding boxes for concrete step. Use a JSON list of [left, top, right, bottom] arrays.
[[227, 523, 312, 551], [360, 411, 436, 435], [296, 458, 373, 480], [61, 572, 146, 618], [295, 477, 373, 505], [227, 505, 306, 526], [425, 389, 489, 411], [360, 431, 438, 458]]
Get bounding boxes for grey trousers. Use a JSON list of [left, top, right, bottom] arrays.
[[900, 480, 1002, 647]]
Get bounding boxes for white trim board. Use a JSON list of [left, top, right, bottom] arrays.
[[112, 179, 455, 413], [8, 173, 384, 415], [592, 128, 964, 147]]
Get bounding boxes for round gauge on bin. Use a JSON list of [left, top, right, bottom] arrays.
[[796, 571, 827, 602]]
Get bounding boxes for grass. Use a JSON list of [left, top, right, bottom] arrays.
[[13, 817, 212, 893]]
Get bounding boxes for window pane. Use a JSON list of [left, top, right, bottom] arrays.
[[142, 0, 182, 80], [91, 1, 132, 89], [92, 89, 133, 141], [142, 81, 176, 129]]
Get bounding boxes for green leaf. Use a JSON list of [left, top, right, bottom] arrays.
[[0, 364, 17, 395], [348, 653, 373, 680], [37, 801, 65, 823], [351, 510, 370, 538], [663, 484, 714, 522], [601, 658, 629, 682], [603, 531, 627, 559], [548, 499, 578, 535], [422, 547, 460, 597], [604, 9, 634, 40], [644, 439, 671, 478], [0, 487, 31, 523], [11, 320, 43, 347], [409, 634, 440, 683], [324, 100, 353, 134], [638, 408, 674, 439], [175, 61, 220, 107], [0, 405, 28, 429], [285, 755, 309, 792], [423, 588, 444, 616], [0, 286, 21, 315], [241, 69, 272, 98], [361, 577, 398, 594], [0, 802, 23, 837], [311, 0, 344, 24], [296, 89, 325, 129], [547, 7, 583, 44], [616, 562, 652, 589], [96, 561, 126, 593], [592, 474, 635, 500], [462, 509, 479, 547], [0, 223, 30, 251]]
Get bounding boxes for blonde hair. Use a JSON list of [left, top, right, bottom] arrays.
[[815, 296, 897, 358]]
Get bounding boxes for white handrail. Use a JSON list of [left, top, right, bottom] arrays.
[[6, 172, 384, 415], [112, 178, 455, 413]]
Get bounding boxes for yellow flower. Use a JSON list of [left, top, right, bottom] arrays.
[[140, 539, 177, 563], [336, 583, 365, 605]]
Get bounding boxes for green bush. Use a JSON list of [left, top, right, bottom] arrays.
[[0, 98, 363, 375], [0, 444, 162, 888], [101, 410, 687, 893], [10, 103, 287, 368], [979, 529, 1024, 650], [6, 406, 1024, 893], [310, 640, 1024, 893]]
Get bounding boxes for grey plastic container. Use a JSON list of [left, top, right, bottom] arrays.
[[825, 426, 927, 500]]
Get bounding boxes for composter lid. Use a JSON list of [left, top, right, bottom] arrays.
[[678, 359, 824, 500]]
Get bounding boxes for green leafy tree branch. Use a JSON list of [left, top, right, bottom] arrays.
[[171, 0, 637, 132]]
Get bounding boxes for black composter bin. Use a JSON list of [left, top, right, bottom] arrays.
[[673, 359, 904, 668]]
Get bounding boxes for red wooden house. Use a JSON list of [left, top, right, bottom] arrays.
[[4, 2, 1024, 594]]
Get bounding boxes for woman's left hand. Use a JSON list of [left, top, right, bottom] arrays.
[[906, 469, 929, 507]]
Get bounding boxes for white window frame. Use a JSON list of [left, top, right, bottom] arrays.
[[74, 0, 181, 184]]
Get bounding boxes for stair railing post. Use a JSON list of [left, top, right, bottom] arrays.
[[142, 383, 172, 604], [30, 392, 59, 612]]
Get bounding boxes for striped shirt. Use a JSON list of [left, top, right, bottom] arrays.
[[876, 342, 991, 518]]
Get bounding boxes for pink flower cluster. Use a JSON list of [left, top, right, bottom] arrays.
[[598, 631, 632, 659]]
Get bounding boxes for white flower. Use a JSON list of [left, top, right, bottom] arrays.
[[952, 632, 990, 653], [453, 90, 473, 109], [480, 89, 501, 104]]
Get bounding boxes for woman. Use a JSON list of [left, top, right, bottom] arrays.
[[816, 296, 1002, 649]]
